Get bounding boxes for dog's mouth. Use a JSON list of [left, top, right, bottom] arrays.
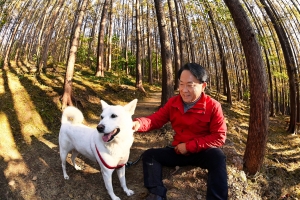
[[102, 128, 120, 142]]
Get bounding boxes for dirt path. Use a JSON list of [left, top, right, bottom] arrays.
[[133, 92, 161, 118]]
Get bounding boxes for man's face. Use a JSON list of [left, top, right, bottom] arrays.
[[179, 70, 206, 103]]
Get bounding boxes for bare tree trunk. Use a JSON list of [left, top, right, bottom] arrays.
[[224, 0, 269, 175], [167, 0, 180, 90], [107, 0, 113, 71], [135, 0, 145, 93], [244, 1, 275, 116], [95, 0, 110, 77], [174, 0, 185, 65], [124, 4, 129, 74], [147, 2, 153, 85], [61, 0, 88, 109], [154, 0, 174, 106]]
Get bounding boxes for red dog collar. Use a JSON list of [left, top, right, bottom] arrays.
[[95, 145, 125, 169]]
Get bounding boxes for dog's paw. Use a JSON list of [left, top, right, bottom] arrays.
[[124, 189, 134, 196], [64, 175, 69, 180]]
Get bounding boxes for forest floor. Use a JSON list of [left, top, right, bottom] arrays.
[[0, 62, 300, 200]]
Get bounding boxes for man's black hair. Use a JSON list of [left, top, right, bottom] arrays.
[[178, 63, 209, 83]]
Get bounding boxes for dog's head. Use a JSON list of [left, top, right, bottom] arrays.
[[97, 99, 138, 143]]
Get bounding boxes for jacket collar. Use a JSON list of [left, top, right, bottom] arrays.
[[173, 92, 207, 113]]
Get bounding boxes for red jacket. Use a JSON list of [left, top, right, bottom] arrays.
[[135, 93, 227, 153]]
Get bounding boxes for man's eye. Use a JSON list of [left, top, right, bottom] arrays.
[[111, 114, 117, 118]]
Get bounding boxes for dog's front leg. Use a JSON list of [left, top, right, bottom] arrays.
[[101, 169, 120, 200], [117, 166, 134, 196]]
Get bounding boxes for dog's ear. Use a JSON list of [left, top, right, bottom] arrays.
[[124, 99, 138, 115], [101, 100, 110, 109]]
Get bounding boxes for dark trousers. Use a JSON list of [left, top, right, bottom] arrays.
[[142, 147, 228, 200]]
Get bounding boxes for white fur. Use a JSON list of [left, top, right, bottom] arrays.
[[59, 99, 138, 200]]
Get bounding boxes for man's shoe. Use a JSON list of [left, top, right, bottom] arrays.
[[145, 193, 166, 200]]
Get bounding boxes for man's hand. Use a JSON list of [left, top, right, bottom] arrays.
[[132, 121, 140, 131], [175, 143, 188, 155]]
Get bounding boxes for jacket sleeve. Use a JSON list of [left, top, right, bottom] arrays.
[[185, 102, 227, 153], [134, 98, 172, 132]]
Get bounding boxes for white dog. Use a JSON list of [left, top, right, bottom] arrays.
[[59, 99, 137, 200]]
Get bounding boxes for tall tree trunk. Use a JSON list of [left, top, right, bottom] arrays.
[[154, 0, 174, 106], [107, 0, 113, 71], [167, 0, 180, 90], [87, 1, 101, 67], [224, 0, 269, 175], [124, 4, 129, 74], [174, 0, 185, 65], [135, 0, 145, 93], [95, 0, 110, 77], [61, 0, 88, 109], [147, 2, 153, 85]]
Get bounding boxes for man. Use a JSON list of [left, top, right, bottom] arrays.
[[133, 63, 228, 200]]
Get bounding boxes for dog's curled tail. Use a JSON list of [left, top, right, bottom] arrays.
[[61, 106, 84, 124]]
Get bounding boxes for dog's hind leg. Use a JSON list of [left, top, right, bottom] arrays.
[[117, 166, 134, 196], [71, 150, 82, 170], [60, 148, 70, 180]]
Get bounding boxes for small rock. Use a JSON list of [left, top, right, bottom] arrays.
[[8, 180, 15, 186], [240, 171, 247, 182]]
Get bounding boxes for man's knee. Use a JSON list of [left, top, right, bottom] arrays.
[[205, 148, 226, 167], [142, 148, 158, 163]]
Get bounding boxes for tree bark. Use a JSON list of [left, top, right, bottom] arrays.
[[147, 2, 153, 85], [167, 0, 180, 90], [154, 0, 174, 106], [135, 0, 145, 93], [61, 0, 88, 109], [223, 0, 269, 175], [95, 0, 110, 77], [107, 0, 113, 71], [174, 0, 185, 65]]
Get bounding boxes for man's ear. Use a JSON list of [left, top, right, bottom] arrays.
[[202, 82, 207, 91]]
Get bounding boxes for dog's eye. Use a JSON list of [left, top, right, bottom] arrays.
[[100, 115, 104, 119], [111, 114, 117, 118]]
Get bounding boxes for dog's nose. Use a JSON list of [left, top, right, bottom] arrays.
[[97, 124, 105, 133]]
